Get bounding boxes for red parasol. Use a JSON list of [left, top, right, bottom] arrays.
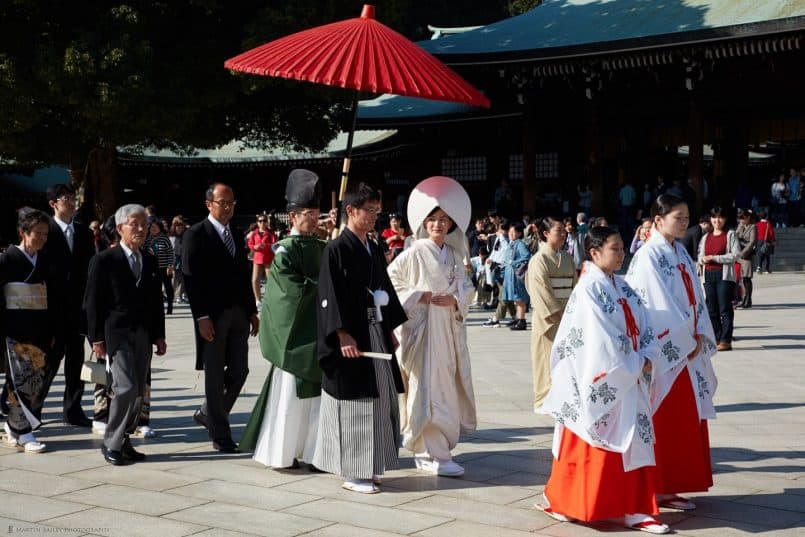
[[225, 4, 490, 200]]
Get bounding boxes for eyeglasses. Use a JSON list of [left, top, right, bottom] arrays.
[[356, 206, 380, 215], [56, 196, 76, 203], [210, 199, 237, 208], [257, 219, 266, 223]]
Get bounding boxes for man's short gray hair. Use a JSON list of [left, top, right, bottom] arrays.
[[576, 212, 587, 223], [115, 204, 146, 225]]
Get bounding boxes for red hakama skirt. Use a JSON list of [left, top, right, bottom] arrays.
[[544, 428, 658, 521], [652, 368, 713, 494]]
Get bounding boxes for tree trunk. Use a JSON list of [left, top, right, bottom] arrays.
[[68, 152, 89, 220], [82, 146, 120, 221]]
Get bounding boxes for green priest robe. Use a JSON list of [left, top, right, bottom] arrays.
[[240, 234, 326, 450]]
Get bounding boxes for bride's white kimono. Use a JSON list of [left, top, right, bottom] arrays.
[[388, 238, 477, 459], [541, 262, 660, 471], [625, 231, 718, 418]]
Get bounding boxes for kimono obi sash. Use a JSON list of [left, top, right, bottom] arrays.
[[4, 282, 47, 310], [550, 277, 574, 300]]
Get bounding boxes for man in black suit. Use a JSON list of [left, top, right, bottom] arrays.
[[682, 215, 713, 260], [182, 183, 258, 453], [84, 204, 166, 465], [40, 183, 94, 426]]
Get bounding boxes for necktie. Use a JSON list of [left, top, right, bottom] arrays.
[[223, 227, 236, 257], [64, 225, 74, 253], [130, 252, 141, 281]]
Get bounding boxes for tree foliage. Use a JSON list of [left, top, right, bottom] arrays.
[[507, 0, 543, 16], [0, 1, 516, 215], [0, 2, 349, 162]]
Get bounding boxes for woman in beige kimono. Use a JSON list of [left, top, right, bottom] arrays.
[[526, 216, 578, 413], [388, 176, 477, 477]]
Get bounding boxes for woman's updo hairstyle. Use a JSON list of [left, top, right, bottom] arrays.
[[102, 215, 119, 244], [736, 208, 755, 223], [17, 207, 49, 234], [537, 216, 561, 242], [583, 226, 620, 261], [650, 193, 686, 219]]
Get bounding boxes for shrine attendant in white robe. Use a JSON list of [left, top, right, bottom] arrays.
[[388, 176, 477, 478], [625, 194, 717, 511], [538, 227, 669, 534]]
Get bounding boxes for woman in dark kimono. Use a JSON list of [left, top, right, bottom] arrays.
[[0, 208, 54, 453]]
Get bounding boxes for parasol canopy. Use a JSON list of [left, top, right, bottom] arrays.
[[224, 5, 490, 108]]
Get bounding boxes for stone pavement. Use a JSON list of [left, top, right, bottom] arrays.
[[1, 274, 804, 536]]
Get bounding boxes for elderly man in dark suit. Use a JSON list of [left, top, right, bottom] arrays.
[[84, 204, 166, 465], [40, 183, 94, 426], [183, 183, 258, 453]]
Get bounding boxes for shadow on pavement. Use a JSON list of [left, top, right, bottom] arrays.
[[711, 446, 805, 474], [715, 402, 805, 413], [672, 490, 805, 532]]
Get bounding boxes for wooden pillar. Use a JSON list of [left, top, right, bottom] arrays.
[[714, 121, 748, 210], [688, 101, 705, 219], [522, 110, 537, 215], [488, 140, 508, 213], [584, 104, 604, 215]]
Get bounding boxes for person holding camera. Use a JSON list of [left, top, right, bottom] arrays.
[[381, 214, 411, 260]]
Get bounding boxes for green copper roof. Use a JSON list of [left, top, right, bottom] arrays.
[[357, 94, 474, 121], [420, 0, 805, 63]]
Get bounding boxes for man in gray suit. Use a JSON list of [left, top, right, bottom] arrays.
[[84, 204, 167, 465]]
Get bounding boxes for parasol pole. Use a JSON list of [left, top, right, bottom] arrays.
[[339, 90, 360, 201]]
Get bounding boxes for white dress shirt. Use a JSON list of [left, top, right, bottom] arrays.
[[207, 214, 231, 243], [54, 216, 74, 252]]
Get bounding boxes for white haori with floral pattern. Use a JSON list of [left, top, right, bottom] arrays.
[[625, 231, 718, 420], [541, 262, 660, 471]]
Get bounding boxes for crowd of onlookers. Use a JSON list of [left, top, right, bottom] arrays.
[[768, 167, 804, 228], [0, 168, 796, 457]]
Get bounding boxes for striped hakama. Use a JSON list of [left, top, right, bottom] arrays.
[[313, 355, 400, 480]]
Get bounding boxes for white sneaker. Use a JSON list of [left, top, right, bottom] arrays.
[[415, 456, 465, 477], [2, 421, 18, 447], [341, 479, 380, 494], [3, 424, 46, 453], [136, 425, 156, 438], [435, 459, 465, 477], [17, 432, 46, 454], [92, 421, 107, 435], [414, 455, 438, 474]]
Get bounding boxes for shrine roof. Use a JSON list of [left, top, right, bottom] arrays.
[[419, 0, 805, 65]]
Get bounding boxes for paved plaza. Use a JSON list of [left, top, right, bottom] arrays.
[[0, 273, 803, 536]]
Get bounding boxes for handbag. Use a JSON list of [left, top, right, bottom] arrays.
[[80, 352, 107, 385], [515, 262, 528, 282], [758, 224, 774, 256]]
